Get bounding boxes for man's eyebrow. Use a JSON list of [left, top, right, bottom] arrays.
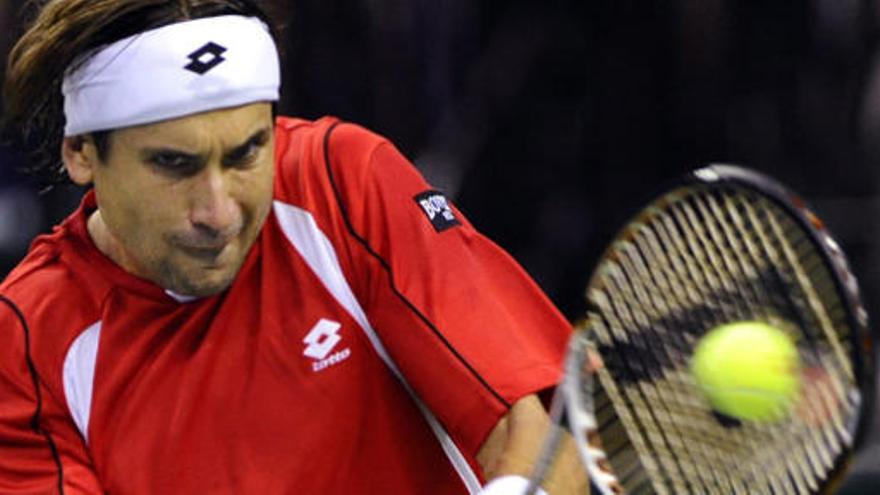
[[138, 128, 270, 158], [139, 146, 201, 162]]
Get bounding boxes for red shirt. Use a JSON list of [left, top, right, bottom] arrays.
[[0, 117, 570, 494]]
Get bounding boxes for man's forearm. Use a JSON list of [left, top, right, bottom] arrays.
[[477, 394, 589, 494]]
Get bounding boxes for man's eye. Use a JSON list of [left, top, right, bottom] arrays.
[[239, 143, 259, 161], [152, 153, 183, 167], [225, 142, 262, 167]]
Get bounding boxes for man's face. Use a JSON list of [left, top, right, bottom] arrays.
[[81, 103, 275, 297]]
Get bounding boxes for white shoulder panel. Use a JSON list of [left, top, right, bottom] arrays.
[[62, 320, 102, 442], [272, 201, 481, 493]]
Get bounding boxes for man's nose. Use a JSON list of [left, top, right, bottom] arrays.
[[189, 168, 242, 237]]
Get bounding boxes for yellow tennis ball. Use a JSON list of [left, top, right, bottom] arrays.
[[691, 321, 801, 422]]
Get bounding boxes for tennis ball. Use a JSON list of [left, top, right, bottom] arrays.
[[691, 321, 801, 422]]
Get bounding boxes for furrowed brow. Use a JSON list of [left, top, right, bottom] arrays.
[[139, 147, 201, 162]]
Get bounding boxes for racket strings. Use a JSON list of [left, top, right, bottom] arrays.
[[731, 195, 856, 453], [704, 193, 834, 493], [588, 186, 858, 494], [633, 197, 776, 493], [635, 206, 767, 492], [736, 194, 859, 454], [595, 268, 705, 494], [609, 236, 755, 491], [592, 249, 751, 492], [682, 192, 820, 494], [705, 191, 852, 493]]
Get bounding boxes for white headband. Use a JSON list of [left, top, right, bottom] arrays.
[[62, 15, 280, 136]]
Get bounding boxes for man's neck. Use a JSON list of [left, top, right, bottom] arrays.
[[86, 210, 146, 279]]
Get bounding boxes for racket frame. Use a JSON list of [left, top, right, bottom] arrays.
[[561, 164, 875, 494]]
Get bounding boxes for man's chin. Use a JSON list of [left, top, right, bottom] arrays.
[[171, 279, 234, 298], [159, 263, 242, 298], [155, 238, 256, 297]]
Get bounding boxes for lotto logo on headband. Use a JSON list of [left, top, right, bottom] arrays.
[[184, 42, 227, 75]]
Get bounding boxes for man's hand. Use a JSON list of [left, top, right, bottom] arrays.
[[477, 394, 588, 494]]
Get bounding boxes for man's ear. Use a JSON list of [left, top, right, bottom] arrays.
[[61, 135, 98, 185]]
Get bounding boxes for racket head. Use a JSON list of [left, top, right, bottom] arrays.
[[565, 164, 874, 494]]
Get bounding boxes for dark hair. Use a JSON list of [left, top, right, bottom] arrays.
[[3, 0, 280, 185]]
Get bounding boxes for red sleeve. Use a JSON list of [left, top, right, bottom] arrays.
[[323, 123, 571, 458], [0, 301, 103, 494]]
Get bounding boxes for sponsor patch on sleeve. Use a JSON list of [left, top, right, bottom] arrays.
[[413, 190, 460, 232]]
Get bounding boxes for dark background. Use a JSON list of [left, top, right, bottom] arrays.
[[3, 0, 880, 489]]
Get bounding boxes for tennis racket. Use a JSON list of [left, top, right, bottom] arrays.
[[528, 164, 874, 494]]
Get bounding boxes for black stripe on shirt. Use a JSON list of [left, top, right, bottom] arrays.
[[320, 121, 510, 409], [0, 294, 65, 494]]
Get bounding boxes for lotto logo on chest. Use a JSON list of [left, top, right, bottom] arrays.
[[303, 318, 351, 372]]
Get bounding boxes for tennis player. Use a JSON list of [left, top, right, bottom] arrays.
[[0, 1, 586, 493]]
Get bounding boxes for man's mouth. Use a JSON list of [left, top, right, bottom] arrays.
[[178, 242, 229, 260]]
